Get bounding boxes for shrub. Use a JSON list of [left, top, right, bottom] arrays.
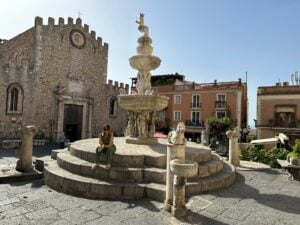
[[241, 145, 264, 162], [265, 147, 289, 168], [289, 139, 300, 159], [241, 145, 289, 168]]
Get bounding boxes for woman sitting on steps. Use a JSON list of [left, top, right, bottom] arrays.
[[92, 125, 116, 170]]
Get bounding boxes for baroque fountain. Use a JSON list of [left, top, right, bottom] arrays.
[[43, 14, 236, 214], [118, 13, 169, 144]]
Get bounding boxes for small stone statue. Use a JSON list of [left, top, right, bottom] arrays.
[[168, 122, 186, 145], [136, 13, 149, 36]]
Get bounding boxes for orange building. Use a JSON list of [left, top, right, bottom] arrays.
[[256, 82, 300, 145], [131, 74, 248, 141]]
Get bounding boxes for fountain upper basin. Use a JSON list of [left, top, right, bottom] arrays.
[[129, 55, 161, 71], [118, 94, 169, 111]]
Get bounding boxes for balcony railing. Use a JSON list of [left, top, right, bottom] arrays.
[[215, 101, 227, 109], [185, 120, 205, 127], [190, 102, 201, 108], [256, 119, 298, 128]]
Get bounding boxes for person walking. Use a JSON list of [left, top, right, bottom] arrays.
[[92, 125, 116, 170]]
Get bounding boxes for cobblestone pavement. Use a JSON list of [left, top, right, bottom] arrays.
[[0, 145, 299, 225]]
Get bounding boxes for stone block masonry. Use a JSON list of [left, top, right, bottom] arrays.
[[0, 16, 128, 140]]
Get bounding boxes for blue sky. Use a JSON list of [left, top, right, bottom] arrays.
[[2, 0, 300, 127]]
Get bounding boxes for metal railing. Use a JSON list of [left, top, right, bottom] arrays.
[[215, 101, 227, 109], [185, 120, 205, 127]]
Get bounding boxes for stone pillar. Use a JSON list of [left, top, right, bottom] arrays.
[[87, 101, 93, 138], [164, 144, 185, 212], [172, 176, 187, 217], [56, 97, 64, 142], [226, 127, 241, 166], [201, 130, 209, 146], [16, 124, 37, 172]]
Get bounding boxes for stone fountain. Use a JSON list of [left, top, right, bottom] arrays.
[[118, 13, 169, 144]]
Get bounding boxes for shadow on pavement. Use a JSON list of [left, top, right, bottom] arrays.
[[121, 199, 161, 212], [206, 171, 299, 214], [0, 142, 60, 159], [8, 178, 45, 188]]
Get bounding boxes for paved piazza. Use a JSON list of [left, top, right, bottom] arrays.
[[0, 144, 299, 225]]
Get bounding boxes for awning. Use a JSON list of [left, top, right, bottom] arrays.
[[250, 137, 279, 145]]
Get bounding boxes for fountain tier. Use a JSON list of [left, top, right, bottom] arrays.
[[118, 94, 168, 111], [129, 55, 161, 71]]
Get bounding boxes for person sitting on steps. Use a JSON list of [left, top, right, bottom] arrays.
[[92, 125, 116, 170]]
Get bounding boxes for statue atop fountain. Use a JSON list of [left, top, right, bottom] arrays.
[[118, 13, 169, 144]]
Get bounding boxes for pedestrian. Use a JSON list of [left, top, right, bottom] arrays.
[[58, 132, 66, 149], [92, 125, 116, 170]]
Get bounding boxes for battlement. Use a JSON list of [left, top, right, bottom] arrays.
[[107, 80, 129, 91], [34, 16, 108, 48]]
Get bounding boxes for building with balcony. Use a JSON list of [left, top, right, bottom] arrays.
[[256, 82, 300, 147], [131, 73, 248, 141]]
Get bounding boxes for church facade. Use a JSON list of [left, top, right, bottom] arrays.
[[0, 17, 128, 142]]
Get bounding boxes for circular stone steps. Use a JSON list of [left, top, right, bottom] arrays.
[[43, 137, 236, 202], [56, 151, 166, 183]]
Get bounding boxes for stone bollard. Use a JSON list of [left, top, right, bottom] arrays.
[[16, 123, 37, 172], [226, 127, 241, 166]]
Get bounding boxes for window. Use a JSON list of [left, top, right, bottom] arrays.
[[174, 111, 181, 121], [216, 111, 226, 119], [109, 97, 118, 117], [174, 95, 181, 104], [192, 95, 200, 108], [216, 93, 226, 109], [217, 94, 226, 102], [275, 106, 296, 126], [6, 83, 23, 114], [191, 111, 200, 123]]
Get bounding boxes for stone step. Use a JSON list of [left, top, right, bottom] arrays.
[[69, 145, 166, 168], [51, 148, 68, 159], [44, 158, 235, 202], [44, 160, 166, 202], [197, 153, 224, 178], [68, 138, 213, 169], [186, 161, 236, 195], [56, 151, 166, 183], [56, 150, 225, 184]]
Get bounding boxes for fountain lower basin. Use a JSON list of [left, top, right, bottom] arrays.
[[170, 159, 198, 177], [118, 94, 169, 111]]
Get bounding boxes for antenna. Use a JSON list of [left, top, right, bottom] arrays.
[[245, 71, 248, 84], [78, 11, 82, 19], [295, 71, 299, 85], [291, 73, 294, 85]]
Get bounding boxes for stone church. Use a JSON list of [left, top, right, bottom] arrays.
[[0, 16, 128, 142]]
